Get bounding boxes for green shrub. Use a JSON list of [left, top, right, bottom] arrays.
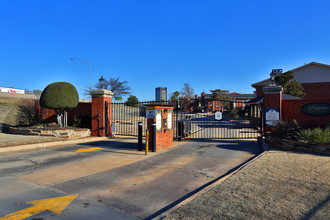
[[296, 127, 330, 144], [270, 120, 300, 140], [40, 82, 79, 109], [40, 82, 79, 127]]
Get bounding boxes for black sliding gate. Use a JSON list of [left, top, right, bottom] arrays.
[[111, 99, 263, 140]]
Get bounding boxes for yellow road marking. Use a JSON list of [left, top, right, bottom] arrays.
[[75, 147, 102, 153], [0, 195, 77, 220]]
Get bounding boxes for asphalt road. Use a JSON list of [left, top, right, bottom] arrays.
[[0, 137, 262, 219]]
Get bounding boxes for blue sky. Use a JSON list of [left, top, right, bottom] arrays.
[[1, 0, 330, 100]]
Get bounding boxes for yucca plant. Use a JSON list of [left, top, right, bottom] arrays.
[[296, 127, 330, 144]]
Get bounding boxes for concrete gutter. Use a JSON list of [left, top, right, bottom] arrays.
[[261, 138, 271, 151], [0, 137, 109, 154]]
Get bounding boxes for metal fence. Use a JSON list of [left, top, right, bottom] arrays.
[[111, 99, 262, 139], [112, 101, 177, 137]]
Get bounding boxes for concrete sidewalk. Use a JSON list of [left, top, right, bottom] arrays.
[[0, 133, 111, 153]]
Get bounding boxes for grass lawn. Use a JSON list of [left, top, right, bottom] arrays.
[[0, 97, 20, 132], [166, 150, 330, 220]]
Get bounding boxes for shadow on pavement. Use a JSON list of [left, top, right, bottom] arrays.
[[180, 139, 263, 154], [77, 140, 139, 151]]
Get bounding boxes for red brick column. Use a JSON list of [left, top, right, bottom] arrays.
[[91, 89, 114, 136], [147, 105, 174, 151], [262, 86, 283, 136]]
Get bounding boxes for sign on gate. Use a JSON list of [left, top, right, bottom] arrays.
[[155, 111, 162, 131], [265, 108, 280, 126], [146, 110, 156, 118], [215, 111, 222, 120]]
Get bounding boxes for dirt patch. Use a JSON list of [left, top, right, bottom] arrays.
[[0, 133, 62, 148], [166, 150, 330, 219]]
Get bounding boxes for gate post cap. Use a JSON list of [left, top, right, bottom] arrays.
[[262, 86, 283, 94], [91, 89, 114, 97]]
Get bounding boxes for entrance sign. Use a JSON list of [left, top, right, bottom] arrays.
[[146, 110, 155, 119], [265, 108, 280, 126], [301, 102, 330, 116], [155, 111, 162, 131], [215, 111, 222, 120], [167, 110, 172, 129], [115, 97, 122, 100]]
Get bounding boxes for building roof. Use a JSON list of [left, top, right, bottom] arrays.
[[229, 93, 256, 99], [248, 93, 301, 104], [203, 93, 255, 100], [247, 96, 264, 104], [251, 62, 330, 88], [282, 93, 302, 100]]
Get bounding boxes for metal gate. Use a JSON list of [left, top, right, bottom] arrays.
[[111, 101, 173, 137], [111, 99, 263, 140], [177, 99, 263, 139]]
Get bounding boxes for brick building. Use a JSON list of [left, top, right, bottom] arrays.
[[252, 62, 330, 100], [200, 92, 255, 112]]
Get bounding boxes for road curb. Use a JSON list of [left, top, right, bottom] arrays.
[[261, 138, 271, 151], [0, 137, 109, 154], [151, 150, 269, 220]]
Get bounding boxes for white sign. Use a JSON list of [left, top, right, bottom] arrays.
[[156, 112, 162, 131], [167, 111, 172, 129], [215, 111, 222, 120], [266, 109, 279, 126], [266, 109, 279, 121], [146, 110, 155, 119], [0, 87, 25, 94]]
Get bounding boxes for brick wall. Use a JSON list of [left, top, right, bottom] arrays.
[[91, 96, 112, 136], [255, 86, 264, 97], [282, 99, 330, 127], [255, 82, 330, 100], [37, 101, 91, 128], [301, 82, 330, 100], [264, 93, 282, 121], [147, 106, 174, 150]]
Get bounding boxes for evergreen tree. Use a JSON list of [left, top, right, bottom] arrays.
[[275, 71, 305, 98], [40, 82, 79, 127]]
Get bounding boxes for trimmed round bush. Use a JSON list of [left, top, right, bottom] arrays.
[[40, 82, 79, 109]]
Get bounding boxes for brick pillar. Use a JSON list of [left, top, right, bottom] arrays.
[[147, 105, 174, 151], [91, 89, 114, 137], [262, 85, 283, 137]]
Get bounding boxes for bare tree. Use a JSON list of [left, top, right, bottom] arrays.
[[33, 90, 43, 99], [95, 76, 131, 97], [17, 99, 45, 126], [180, 83, 194, 99]]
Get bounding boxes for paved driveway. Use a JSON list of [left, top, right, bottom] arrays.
[[0, 137, 262, 219]]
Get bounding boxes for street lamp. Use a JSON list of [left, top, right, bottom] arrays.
[[71, 58, 92, 98], [99, 75, 106, 89], [270, 69, 282, 86]]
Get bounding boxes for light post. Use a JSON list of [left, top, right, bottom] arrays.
[[71, 58, 92, 99], [99, 75, 106, 89], [270, 69, 282, 86]]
